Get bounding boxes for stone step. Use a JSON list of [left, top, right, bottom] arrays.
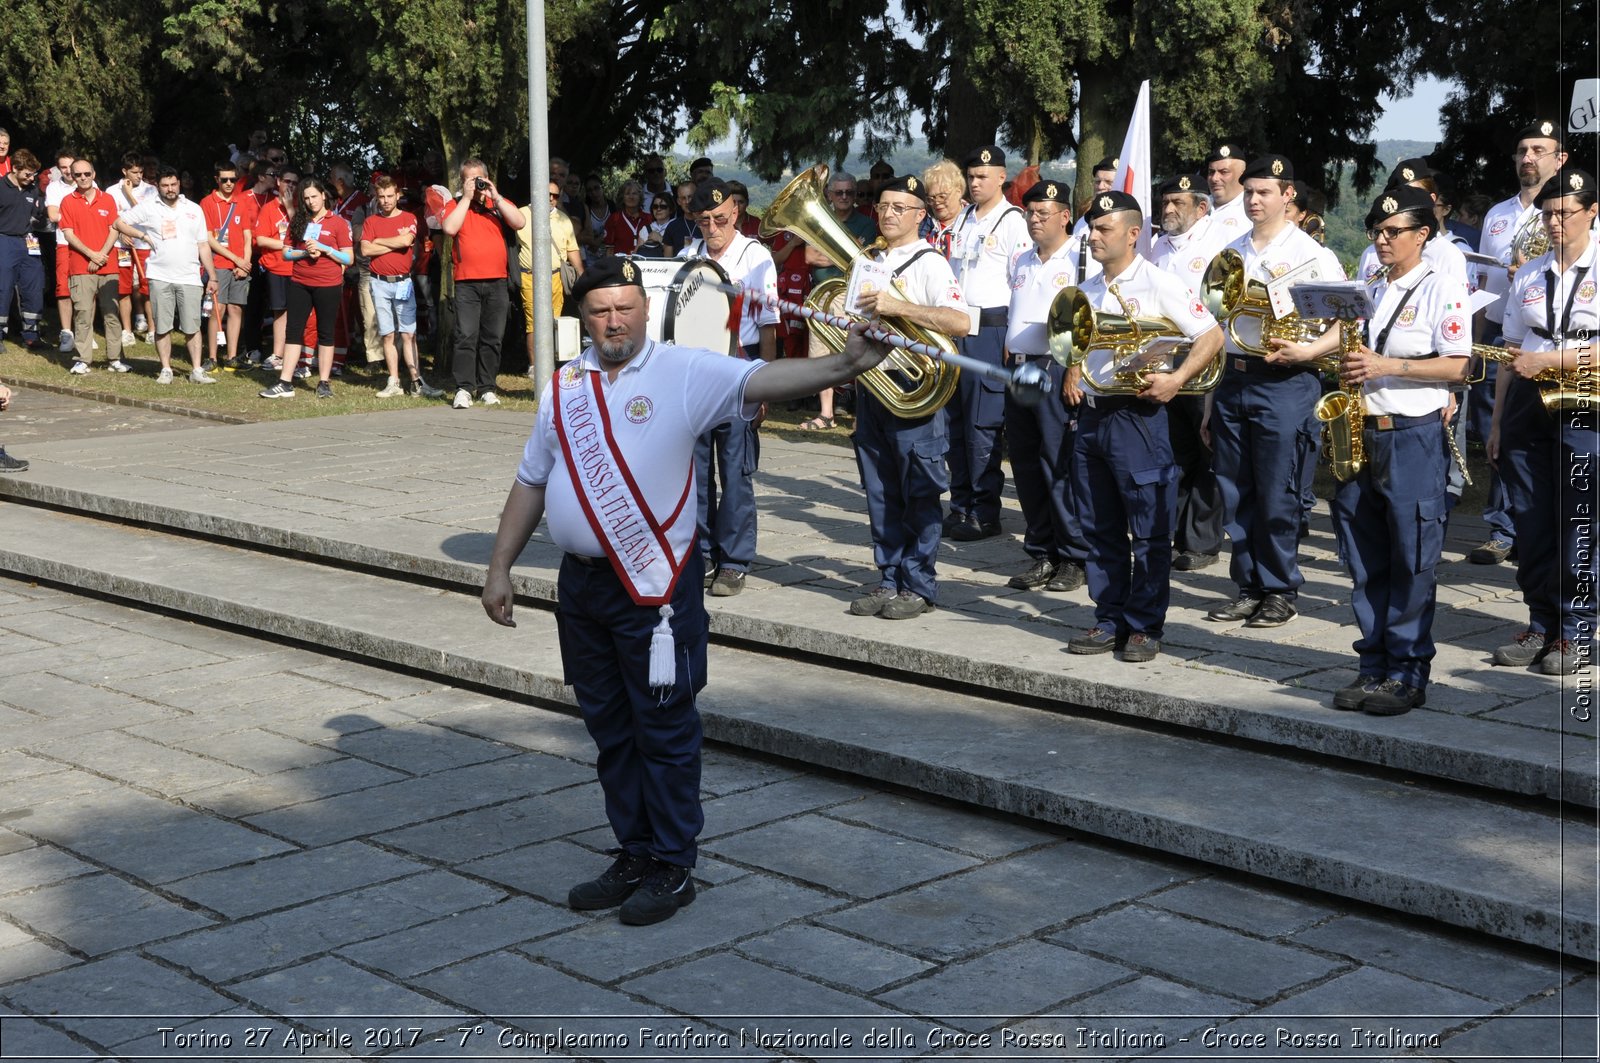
[[1, 472, 1590, 809], [0, 503, 1591, 959]]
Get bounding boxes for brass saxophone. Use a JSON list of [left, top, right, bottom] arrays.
[[1472, 344, 1600, 413], [1314, 322, 1366, 481]]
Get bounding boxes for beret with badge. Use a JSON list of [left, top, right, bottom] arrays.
[[877, 174, 927, 202], [1384, 157, 1436, 190], [688, 177, 733, 214], [1094, 156, 1120, 173], [1204, 142, 1248, 165], [1156, 172, 1204, 197], [568, 254, 645, 304], [1020, 179, 1067, 205], [963, 145, 1007, 169], [1084, 190, 1141, 221], [1364, 184, 1437, 235], [1517, 119, 1563, 147], [1537, 166, 1594, 203], [1242, 154, 1294, 181]]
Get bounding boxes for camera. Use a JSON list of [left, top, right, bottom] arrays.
[[475, 178, 489, 192]]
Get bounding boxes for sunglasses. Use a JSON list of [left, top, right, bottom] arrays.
[[71, 171, 93, 178], [218, 177, 238, 183]]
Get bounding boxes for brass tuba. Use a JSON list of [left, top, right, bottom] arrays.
[[1047, 284, 1220, 394], [760, 164, 959, 418], [1201, 249, 1331, 358]]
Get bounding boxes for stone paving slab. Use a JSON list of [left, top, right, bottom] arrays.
[[0, 580, 1590, 1059], [2, 410, 1588, 809], [0, 507, 1592, 956]]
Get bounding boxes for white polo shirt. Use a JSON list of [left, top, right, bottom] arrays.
[[1361, 261, 1472, 416], [951, 200, 1030, 311], [1479, 193, 1539, 325], [1209, 193, 1249, 241], [682, 232, 777, 347], [1005, 239, 1081, 356], [1150, 211, 1227, 294], [1501, 240, 1599, 355], [110, 181, 158, 250], [1220, 223, 1346, 358], [518, 341, 764, 559], [876, 240, 976, 335], [119, 196, 209, 284], [1075, 256, 1218, 400]]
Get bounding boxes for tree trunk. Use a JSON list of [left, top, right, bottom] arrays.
[[943, 52, 999, 158], [1073, 62, 1116, 212]]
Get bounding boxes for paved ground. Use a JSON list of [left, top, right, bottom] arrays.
[[0, 386, 202, 449], [0, 387, 1595, 1060], [0, 576, 1592, 1063]]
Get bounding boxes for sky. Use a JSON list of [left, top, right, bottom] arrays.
[[1371, 75, 1449, 144]]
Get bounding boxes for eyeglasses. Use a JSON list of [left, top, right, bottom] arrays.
[[702, 214, 736, 227], [875, 203, 921, 217], [267, 156, 287, 165], [1512, 146, 1558, 160], [264, 171, 278, 178], [1024, 207, 1065, 220], [926, 191, 954, 202], [218, 177, 238, 184], [1367, 224, 1422, 242], [827, 188, 854, 197], [652, 202, 671, 210], [70, 171, 93, 178], [549, 194, 560, 202], [1543, 206, 1589, 224]]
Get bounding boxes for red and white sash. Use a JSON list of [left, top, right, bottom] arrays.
[[551, 362, 694, 607]]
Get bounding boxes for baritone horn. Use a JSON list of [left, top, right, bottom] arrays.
[[1047, 284, 1220, 394], [1201, 249, 1331, 357], [760, 164, 959, 418]]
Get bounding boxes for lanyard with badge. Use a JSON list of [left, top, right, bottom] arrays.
[[1536, 262, 1592, 342], [1367, 269, 1432, 354]]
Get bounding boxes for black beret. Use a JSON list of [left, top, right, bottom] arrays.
[[1365, 185, 1436, 230], [877, 175, 927, 201], [1384, 158, 1436, 190], [1093, 156, 1120, 173], [1516, 119, 1563, 146], [1020, 180, 1068, 205], [689, 156, 714, 171], [1538, 167, 1595, 202], [963, 145, 1006, 169], [1156, 172, 1203, 197], [1084, 190, 1141, 221], [569, 255, 646, 304], [688, 178, 733, 213], [1204, 142, 1247, 165], [1242, 154, 1294, 181]]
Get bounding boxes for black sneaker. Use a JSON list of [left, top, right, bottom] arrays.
[[1470, 537, 1513, 565], [1007, 558, 1057, 590], [1045, 562, 1086, 592], [0, 448, 29, 474], [1206, 594, 1262, 623], [1332, 676, 1384, 711], [1068, 626, 1118, 654], [1361, 679, 1425, 716], [315, 381, 333, 399], [1172, 550, 1219, 571], [1244, 593, 1297, 628], [568, 851, 652, 911], [618, 860, 696, 925], [1493, 629, 1551, 667], [1120, 633, 1161, 662]]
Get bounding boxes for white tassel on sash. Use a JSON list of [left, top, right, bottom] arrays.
[[648, 604, 676, 690]]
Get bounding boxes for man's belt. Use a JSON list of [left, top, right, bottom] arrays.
[[564, 552, 609, 568], [977, 306, 1009, 327], [1227, 355, 1312, 376], [1365, 412, 1439, 432]]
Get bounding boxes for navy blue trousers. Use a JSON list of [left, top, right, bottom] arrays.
[[1500, 377, 1599, 647], [947, 321, 1007, 525], [695, 348, 761, 572], [853, 387, 948, 601], [1329, 417, 1449, 690], [556, 554, 708, 868], [1004, 358, 1087, 564], [0, 235, 43, 343], [1073, 398, 1178, 637], [1212, 367, 1321, 599], [1468, 352, 1516, 542], [1169, 392, 1225, 556]]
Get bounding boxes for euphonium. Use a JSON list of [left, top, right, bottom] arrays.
[[1047, 284, 1220, 394], [1201, 248, 1332, 358], [1510, 213, 1551, 265], [1314, 322, 1366, 481], [760, 164, 959, 418]]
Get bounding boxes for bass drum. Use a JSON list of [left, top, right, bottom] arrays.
[[635, 256, 736, 356]]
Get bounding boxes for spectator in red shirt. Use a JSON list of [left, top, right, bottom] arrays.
[[109, 152, 157, 346], [441, 158, 524, 408], [727, 181, 762, 239], [252, 166, 298, 372], [58, 156, 130, 373], [0, 129, 10, 178], [258, 177, 353, 399], [202, 161, 256, 370], [604, 181, 651, 254], [360, 175, 440, 398]]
